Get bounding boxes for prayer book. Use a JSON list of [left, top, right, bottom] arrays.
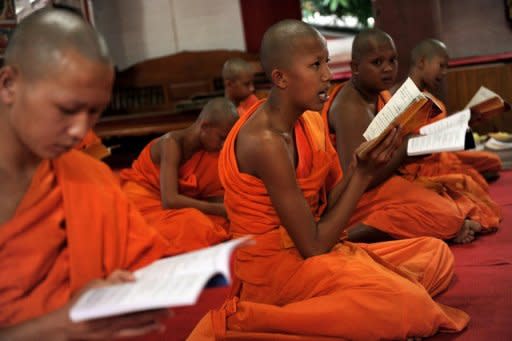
[[406, 109, 475, 156], [465, 86, 510, 125], [70, 237, 251, 322]]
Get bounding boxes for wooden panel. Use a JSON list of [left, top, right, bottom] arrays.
[[445, 62, 512, 133]]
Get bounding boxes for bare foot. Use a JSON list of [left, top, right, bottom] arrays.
[[452, 219, 481, 244]]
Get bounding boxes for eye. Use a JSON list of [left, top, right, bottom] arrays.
[[311, 61, 321, 69], [390, 57, 397, 64], [372, 58, 382, 66], [59, 106, 79, 115]]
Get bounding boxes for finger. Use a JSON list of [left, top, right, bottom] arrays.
[[115, 321, 166, 338], [368, 127, 397, 162]]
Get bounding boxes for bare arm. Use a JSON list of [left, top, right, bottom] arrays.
[[159, 137, 226, 217], [238, 128, 400, 258], [333, 100, 408, 189], [0, 271, 171, 341]]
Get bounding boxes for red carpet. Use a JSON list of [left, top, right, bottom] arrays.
[[131, 171, 512, 341]]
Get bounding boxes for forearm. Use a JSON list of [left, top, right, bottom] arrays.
[[162, 194, 225, 216], [326, 165, 355, 211], [367, 142, 407, 189], [0, 309, 67, 341], [315, 171, 371, 252]]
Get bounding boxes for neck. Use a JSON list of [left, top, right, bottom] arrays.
[[409, 70, 427, 91], [181, 123, 202, 159], [225, 92, 241, 107], [264, 90, 301, 134], [0, 114, 42, 177], [351, 78, 379, 104]]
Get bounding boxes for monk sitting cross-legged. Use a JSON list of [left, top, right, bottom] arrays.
[[222, 58, 259, 116], [188, 19, 469, 341], [404, 38, 502, 185], [322, 29, 500, 244], [120, 98, 238, 255], [0, 9, 174, 340]]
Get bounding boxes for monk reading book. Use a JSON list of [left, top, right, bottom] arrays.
[[120, 98, 238, 255], [405, 38, 503, 181], [188, 19, 469, 341], [222, 58, 259, 116], [0, 9, 174, 339], [322, 29, 499, 243], [466, 86, 511, 126]]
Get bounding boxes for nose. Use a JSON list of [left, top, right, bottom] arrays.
[[383, 62, 394, 72], [67, 111, 90, 143], [249, 83, 255, 93], [322, 64, 333, 82]]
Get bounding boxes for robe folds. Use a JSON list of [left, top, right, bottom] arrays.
[[321, 83, 501, 237], [120, 140, 230, 255], [0, 150, 169, 326], [187, 103, 469, 341]]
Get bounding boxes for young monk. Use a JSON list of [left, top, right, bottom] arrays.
[[406, 38, 502, 181], [188, 19, 469, 341], [120, 98, 237, 255], [323, 29, 500, 244], [0, 9, 173, 339], [222, 58, 259, 116]]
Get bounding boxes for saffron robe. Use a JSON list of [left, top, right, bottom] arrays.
[[120, 140, 230, 255], [322, 83, 501, 237], [187, 104, 469, 341], [237, 94, 259, 117], [0, 150, 169, 326], [74, 129, 110, 160]]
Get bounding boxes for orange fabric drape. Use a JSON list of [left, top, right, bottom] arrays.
[[120, 140, 230, 255], [320, 84, 501, 237], [0, 151, 169, 326], [237, 94, 260, 117], [187, 103, 469, 341]]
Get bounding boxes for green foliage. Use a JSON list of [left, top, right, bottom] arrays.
[[302, 0, 373, 28]]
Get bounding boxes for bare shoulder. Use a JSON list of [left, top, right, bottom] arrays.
[[151, 131, 182, 165], [329, 83, 370, 132]]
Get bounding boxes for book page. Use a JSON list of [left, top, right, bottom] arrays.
[[464, 86, 502, 109], [407, 127, 467, 156], [363, 78, 424, 141], [70, 237, 250, 322], [419, 109, 470, 135]]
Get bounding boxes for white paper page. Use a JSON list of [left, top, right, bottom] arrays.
[[419, 109, 470, 135], [70, 237, 250, 322], [363, 78, 423, 141], [464, 86, 501, 109], [407, 127, 467, 156]]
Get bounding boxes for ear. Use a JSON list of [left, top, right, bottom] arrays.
[[0, 66, 18, 106], [417, 57, 426, 70], [271, 68, 287, 89], [350, 60, 359, 76]]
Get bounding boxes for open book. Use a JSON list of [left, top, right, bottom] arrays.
[[465, 86, 510, 125], [359, 78, 441, 158], [70, 237, 251, 322], [406, 109, 475, 156]]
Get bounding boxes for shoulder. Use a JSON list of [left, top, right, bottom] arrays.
[[56, 150, 118, 187]]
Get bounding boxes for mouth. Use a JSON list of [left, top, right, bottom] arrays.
[[318, 90, 330, 102], [381, 77, 394, 84]]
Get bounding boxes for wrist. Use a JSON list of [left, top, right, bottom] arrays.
[[352, 168, 373, 186]]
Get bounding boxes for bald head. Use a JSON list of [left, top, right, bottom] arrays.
[[199, 97, 238, 127], [222, 58, 252, 81], [5, 8, 111, 80], [351, 28, 395, 62], [411, 39, 448, 66], [260, 19, 324, 78]]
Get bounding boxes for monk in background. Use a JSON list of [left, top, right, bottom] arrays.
[[120, 98, 237, 255], [323, 29, 500, 244], [405, 38, 502, 183], [0, 9, 172, 339], [188, 19, 468, 341], [222, 58, 259, 116]]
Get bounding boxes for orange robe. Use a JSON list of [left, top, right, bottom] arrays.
[[0, 150, 169, 326], [322, 83, 501, 237], [120, 140, 230, 255], [188, 105, 468, 340], [74, 129, 110, 160], [237, 94, 259, 117], [402, 92, 502, 179]]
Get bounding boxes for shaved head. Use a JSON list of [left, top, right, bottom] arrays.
[[351, 28, 395, 62], [411, 39, 448, 65], [199, 97, 238, 127], [5, 8, 111, 80], [222, 58, 252, 81], [260, 19, 324, 78]]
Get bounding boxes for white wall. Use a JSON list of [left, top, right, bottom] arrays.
[[92, 0, 246, 70]]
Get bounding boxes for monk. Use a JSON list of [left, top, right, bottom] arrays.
[[0, 9, 173, 339], [188, 19, 469, 341], [323, 29, 500, 243], [406, 38, 502, 182], [120, 98, 237, 255], [222, 58, 259, 116]]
